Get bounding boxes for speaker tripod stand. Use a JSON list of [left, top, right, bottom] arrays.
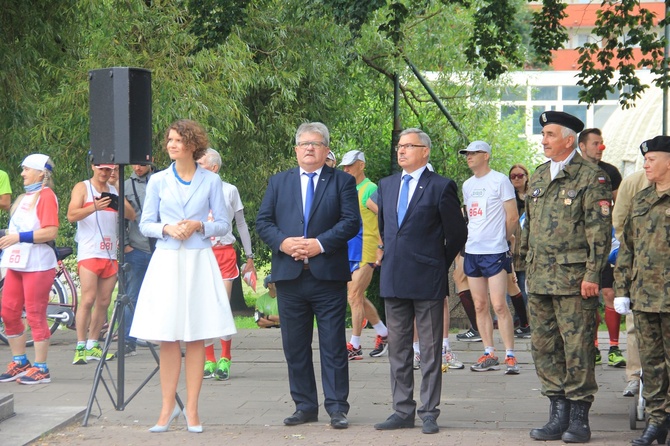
[[81, 164, 183, 426]]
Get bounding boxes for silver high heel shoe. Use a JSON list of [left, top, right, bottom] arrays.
[[184, 410, 203, 433], [149, 405, 181, 433]]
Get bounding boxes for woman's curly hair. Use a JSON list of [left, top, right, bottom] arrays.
[[163, 119, 209, 161]]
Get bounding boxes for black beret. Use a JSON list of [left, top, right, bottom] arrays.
[[539, 111, 585, 134], [640, 135, 670, 155]]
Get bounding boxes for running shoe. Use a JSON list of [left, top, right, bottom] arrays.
[[204, 360, 217, 379], [17, 366, 51, 385], [73, 345, 87, 365], [504, 356, 520, 375], [623, 379, 640, 397], [215, 358, 231, 381], [456, 328, 482, 342], [0, 360, 32, 382], [124, 343, 137, 357], [369, 335, 388, 357], [347, 343, 363, 360], [470, 354, 500, 372], [608, 346, 626, 368], [442, 349, 464, 372], [514, 326, 531, 338], [413, 351, 421, 370], [86, 345, 116, 361], [594, 350, 602, 365]]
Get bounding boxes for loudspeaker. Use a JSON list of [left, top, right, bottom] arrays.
[[89, 67, 152, 165]]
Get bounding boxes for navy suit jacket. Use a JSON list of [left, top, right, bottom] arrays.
[[256, 165, 360, 282], [378, 169, 467, 300]]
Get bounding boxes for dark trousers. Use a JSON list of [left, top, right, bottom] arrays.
[[276, 270, 349, 415], [385, 297, 444, 420]]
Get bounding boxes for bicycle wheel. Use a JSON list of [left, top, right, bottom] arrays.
[[0, 276, 66, 347]]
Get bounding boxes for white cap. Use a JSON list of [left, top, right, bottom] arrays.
[[326, 151, 336, 161], [458, 141, 492, 155], [21, 154, 52, 171], [339, 150, 366, 166]]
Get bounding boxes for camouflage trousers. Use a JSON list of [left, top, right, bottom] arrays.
[[528, 293, 598, 402], [634, 311, 670, 426]]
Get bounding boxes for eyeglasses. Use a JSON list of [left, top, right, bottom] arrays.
[[297, 141, 327, 149], [395, 144, 427, 151], [510, 173, 526, 180]]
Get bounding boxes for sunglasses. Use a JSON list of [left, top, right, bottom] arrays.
[[510, 173, 526, 180]]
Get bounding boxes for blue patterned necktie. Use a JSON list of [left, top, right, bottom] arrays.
[[303, 172, 317, 237], [397, 174, 411, 226]]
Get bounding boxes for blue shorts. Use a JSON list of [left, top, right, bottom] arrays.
[[463, 252, 512, 278], [349, 261, 376, 274]]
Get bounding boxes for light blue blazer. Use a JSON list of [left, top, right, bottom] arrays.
[[140, 163, 230, 249]]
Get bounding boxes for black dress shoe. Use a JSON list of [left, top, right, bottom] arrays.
[[374, 413, 415, 430], [283, 410, 318, 426], [422, 416, 439, 434], [330, 412, 348, 429]]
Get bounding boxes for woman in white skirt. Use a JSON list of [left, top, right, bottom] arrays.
[[130, 119, 236, 433]]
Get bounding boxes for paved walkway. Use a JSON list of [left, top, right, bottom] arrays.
[[0, 328, 642, 445]]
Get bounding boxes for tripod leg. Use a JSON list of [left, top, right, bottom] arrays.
[[82, 295, 124, 425]]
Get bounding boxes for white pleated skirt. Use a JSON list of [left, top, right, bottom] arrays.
[[130, 245, 237, 342]]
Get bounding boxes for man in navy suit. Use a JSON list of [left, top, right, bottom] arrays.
[[256, 122, 360, 430], [374, 128, 467, 435]]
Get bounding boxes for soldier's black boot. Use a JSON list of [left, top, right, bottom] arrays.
[[529, 396, 570, 441], [631, 422, 667, 445], [562, 400, 591, 443]]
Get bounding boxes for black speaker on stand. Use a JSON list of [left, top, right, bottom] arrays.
[[83, 67, 177, 426], [89, 67, 153, 165]]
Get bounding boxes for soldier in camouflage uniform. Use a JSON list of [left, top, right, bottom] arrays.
[[613, 135, 670, 446], [521, 111, 612, 444]]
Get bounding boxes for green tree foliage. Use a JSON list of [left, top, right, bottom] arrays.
[[530, 0, 569, 66], [3, 0, 662, 262], [577, 0, 669, 108], [466, 0, 523, 80]]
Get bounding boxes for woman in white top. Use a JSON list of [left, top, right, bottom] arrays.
[[0, 154, 59, 385], [130, 119, 236, 433]]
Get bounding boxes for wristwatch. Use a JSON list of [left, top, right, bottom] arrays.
[[377, 244, 385, 251], [246, 253, 255, 259]]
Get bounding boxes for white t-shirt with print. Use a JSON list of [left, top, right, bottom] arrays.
[[462, 170, 515, 255]]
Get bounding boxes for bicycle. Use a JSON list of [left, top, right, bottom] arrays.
[[0, 246, 78, 347]]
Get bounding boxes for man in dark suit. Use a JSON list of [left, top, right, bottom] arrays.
[[256, 122, 360, 430], [374, 128, 467, 435]]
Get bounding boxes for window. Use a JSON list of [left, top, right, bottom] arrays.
[[502, 86, 526, 101], [562, 86, 583, 101], [563, 105, 587, 126], [501, 105, 526, 121], [532, 86, 558, 101]]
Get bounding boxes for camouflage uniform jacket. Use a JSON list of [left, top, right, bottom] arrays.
[[521, 152, 612, 295], [613, 186, 670, 312]]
